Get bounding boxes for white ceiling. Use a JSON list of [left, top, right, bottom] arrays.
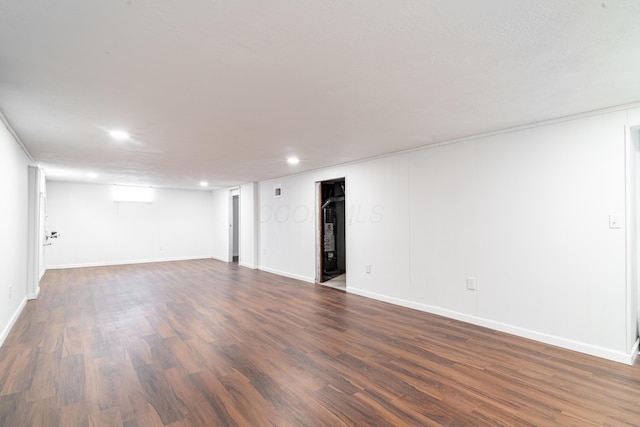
[[1, 0, 640, 190]]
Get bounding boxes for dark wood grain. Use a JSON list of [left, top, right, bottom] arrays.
[[1, 259, 639, 426], [57, 354, 86, 407]]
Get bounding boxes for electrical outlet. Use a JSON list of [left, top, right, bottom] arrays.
[[8, 285, 13, 299], [609, 214, 621, 229], [466, 277, 476, 291]]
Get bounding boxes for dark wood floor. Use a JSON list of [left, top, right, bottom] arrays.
[[1, 259, 639, 426]]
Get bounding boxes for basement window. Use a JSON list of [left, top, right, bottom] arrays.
[[113, 185, 154, 203]]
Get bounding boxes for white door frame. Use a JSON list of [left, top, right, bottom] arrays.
[[26, 166, 44, 299], [228, 187, 240, 263], [625, 124, 640, 355], [315, 181, 322, 283], [315, 178, 347, 286]]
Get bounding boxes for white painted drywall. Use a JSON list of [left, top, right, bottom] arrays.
[[628, 107, 640, 353], [473, 112, 626, 354], [45, 182, 214, 268], [258, 167, 346, 282], [211, 188, 230, 262], [627, 123, 639, 354], [239, 182, 258, 268], [255, 107, 637, 363], [26, 166, 45, 299], [0, 118, 31, 346], [407, 140, 477, 313], [39, 170, 46, 279], [347, 156, 411, 296]]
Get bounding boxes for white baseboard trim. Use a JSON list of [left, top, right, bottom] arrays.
[[39, 268, 46, 281], [27, 286, 40, 301], [209, 256, 258, 270], [239, 262, 258, 269], [47, 255, 213, 270], [629, 338, 640, 365], [0, 296, 28, 349], [258, 265, 315, 283], [348, 287, 638, 365]]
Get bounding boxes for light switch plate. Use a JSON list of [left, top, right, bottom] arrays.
[[467, 277, 476, 290]]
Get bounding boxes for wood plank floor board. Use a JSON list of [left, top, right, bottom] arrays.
[[214, 370, 286, 426], [88, 406, 124, 427], [16, 396, 59, 427], [162, 367, 222, 427], [130, 361, 187, 425], [57, 354, 86, 407], [185, 370, 243, 426], [0, 345, 40, 396], [1, 259, 640, 426], [25, 350, 58, 403], [0, 393, 20, 426]]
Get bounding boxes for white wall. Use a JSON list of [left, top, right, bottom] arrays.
[[39, 170, 46, 279], [348, 156, 411, 297], [629, 109, 640, 353], [472, 112, 625, 354], [211, 183, 260, 267], [46, 182, 214, 268], [211, 188, 230, 261], [239, 182, 258, 268], [255, 107, 639, 364], [0, 118, 31, 346], [26, 166, 46, 299], [259, 167, 346, 282]]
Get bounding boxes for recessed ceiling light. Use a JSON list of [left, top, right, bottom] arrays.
[[109, 130, 130, 141], [200, 181, 209, 187], [87, 172, 98, 179], [287, 156, 300, 165]]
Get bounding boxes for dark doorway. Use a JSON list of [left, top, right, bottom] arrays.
[[232, 194, 239, 263], [317, 178, 346, 286]]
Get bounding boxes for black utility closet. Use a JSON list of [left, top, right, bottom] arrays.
[[320, 179, 346, 282]]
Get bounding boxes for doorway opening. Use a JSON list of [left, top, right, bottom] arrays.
[[317, 178, 346, 290], [27, 166, 45, 299], [631, 125, 640, 345], [230, 191, 240, 264]]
